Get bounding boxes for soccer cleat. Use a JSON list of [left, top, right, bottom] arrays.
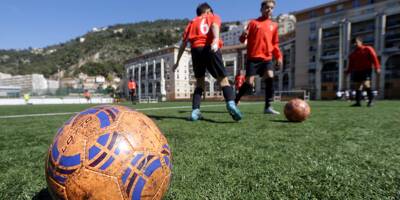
[[264, 107, 280, 115], [226, 101, 242, 121], [367, 101, 374, 107], [190, 109, 202, 121]]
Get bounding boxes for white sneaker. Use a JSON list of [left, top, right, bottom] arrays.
[[264, 107, 280, 115]]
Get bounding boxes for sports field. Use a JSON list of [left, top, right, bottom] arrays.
[[0, 101, 399, 199]]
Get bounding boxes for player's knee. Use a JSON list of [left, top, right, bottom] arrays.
[[218, 77, 229, 87], [246, 76, 255, 86], [364, 81, 371, 88], [264, 70, 274, 79], [196, 77, 205, 88]]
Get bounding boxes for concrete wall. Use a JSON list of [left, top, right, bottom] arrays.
[[0, 97, 113, 105]]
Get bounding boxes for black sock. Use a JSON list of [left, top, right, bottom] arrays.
[[265, 78, 274, 108], [235, 82, 251, 104], [355, 90, 362, 104], [365, 88, 373, 103], [222, 86, 235, 102], [192, 87, 203, 110]]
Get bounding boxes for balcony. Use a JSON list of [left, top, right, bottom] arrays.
[[351, 27, 374, 35], [322, 43, 339, 51], [322, 29, 339, 40], [321, 51, 339, 60], [308, 62, 317, 70], [309, 34, 317, 42]]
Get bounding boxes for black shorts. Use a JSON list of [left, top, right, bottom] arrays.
[[191, 46, 227, 79], [246, 60, 274, 77], [351, 69, 372, 82]]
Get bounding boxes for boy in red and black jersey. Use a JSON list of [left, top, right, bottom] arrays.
[[128, 77, 137, 104], [345, 37, 381, 107], [235, 0, 282, 114], [174, 2, 242, 121]]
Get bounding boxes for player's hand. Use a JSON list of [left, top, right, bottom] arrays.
[[173, 63, 179, 71], [211, 40, 219, 52], [275, 60, 282, 69], [376, 68, 381, 75]]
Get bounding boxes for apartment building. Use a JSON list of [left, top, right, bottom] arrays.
[[293, 0, 400, 99]]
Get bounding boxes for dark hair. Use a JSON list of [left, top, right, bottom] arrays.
[[196, 3, 213, 16], [352, 36, 363, 43], [261, 0, 276, 8]]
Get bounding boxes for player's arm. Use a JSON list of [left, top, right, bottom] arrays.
[[345, 55, 353, 75], [239, 24, 249, 43], [272, 24, 282, 68], [211, 22, 220, 52], [174, 23, 191, 71], [368, 47, 381, 74], [174, 41, 187, 71]]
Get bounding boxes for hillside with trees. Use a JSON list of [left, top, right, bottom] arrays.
[[0, 19, 189, 78]]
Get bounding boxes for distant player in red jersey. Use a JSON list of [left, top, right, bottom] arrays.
[[345, 36, 381, 107], [174, 2, 242, 121], [127, 77, 137, 104], [83, 89, 91, 103], [235, 71, 246, 92], [235, 0, 282, 114]]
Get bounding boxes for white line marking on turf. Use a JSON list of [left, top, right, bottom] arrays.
[[0, 102, 263, 119]]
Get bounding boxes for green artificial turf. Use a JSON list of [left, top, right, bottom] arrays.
[[0, 101, 399, 199]]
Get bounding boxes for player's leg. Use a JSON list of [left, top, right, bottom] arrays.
[[363, 80, 374, 107], [362, 70, 374, 107], [207, 48, 242, 121], [217, 76, 242, 121], [132, 89, 136, 104], [352, 82, 363, 106], [190, 47, 206, 121], [130, 90, 134, 104], [235, 60, 257, 105], [263, 64, 279, 114]]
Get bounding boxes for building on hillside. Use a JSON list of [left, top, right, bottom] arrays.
[[0, 74, 58, 95], [221, 22, 248, 46], [124, 46, 191, 101], [124, 39, 296, 101], [0, 72, 12, 79], [0, 86, 21, 97], [293, 0, 400, 99]]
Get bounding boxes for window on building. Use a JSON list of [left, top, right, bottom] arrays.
[[141, 66, 146, 80], [336, 4, 344, 11], [128, 69, 133, 78], [309, 11, 317, 18], [156, 82, 161, 93], [134, 68, 139, 80], [309, 22, 317, 32], [324, 7, 331, 14], [148, 64, 154, 79], [352, 0, 360, 8], [149, 83, 153, 94]]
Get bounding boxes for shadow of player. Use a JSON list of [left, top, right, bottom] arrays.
[[270, 119, 295, 123], [147, 114, 237, 124], [178, 110, 227, 114], [32, 188, 52, 200]]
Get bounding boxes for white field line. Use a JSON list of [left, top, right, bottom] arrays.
[[0, 102, 263, 119]]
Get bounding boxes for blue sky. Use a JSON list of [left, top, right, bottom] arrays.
[[0, 0, 331, 49]]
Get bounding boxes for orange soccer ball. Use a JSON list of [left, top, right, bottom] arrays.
[[284, 99, 311, 122], [45, 105, 172, 200]]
